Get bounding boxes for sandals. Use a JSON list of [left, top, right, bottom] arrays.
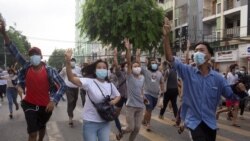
[[69, 122, 74, 127], [116, 132, 123, 140]]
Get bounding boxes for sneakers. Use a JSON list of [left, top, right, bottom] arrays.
[[9, 114, 13, 119], [158, 115, 164, 120], [15, 103, 19, 111]]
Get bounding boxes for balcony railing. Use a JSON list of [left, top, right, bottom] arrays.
[[224, 27, 240, 38]]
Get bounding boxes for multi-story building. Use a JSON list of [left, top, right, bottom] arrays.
[[75, 0, 107, 65], [158, 0, 250, 73]]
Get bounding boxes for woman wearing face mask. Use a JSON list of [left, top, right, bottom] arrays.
[[64, 49, 121, 141], [116, 38, 146, 141], [0, 68, 19, 119]]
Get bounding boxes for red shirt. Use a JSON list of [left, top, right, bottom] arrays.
[[24, 65, 50, 106]]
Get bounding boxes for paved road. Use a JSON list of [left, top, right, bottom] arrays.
[[0, 96, 250, 141]]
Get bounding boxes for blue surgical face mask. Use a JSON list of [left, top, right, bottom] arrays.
[[95, 69, 108, 79], [193, 52, 206, 66], [30, 55, 42, 66], [151, 64, 158, 70]]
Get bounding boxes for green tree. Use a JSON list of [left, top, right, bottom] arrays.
[[48, 49, 65, 70], [77, 0, 164, 53], [0, 26, 31, 68]]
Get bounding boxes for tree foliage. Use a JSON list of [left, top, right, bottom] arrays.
[[77, 0, 164, 52], [0, 26, 31, 68], [48, 49, 65, 70]]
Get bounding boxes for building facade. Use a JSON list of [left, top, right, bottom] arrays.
[[158, 0, 250, 73], [75, 0, 108, 65]]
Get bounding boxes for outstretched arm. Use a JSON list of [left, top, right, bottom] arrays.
[[163, 17, 173, 62], [0, 18, 26, 66], [65, 49, 82, 87], [136, 48, 141, 65], [124, 38, 132, 75], [185, 40, 191, 64]]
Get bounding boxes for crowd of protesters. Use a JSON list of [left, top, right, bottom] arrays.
[[1, 15, 250, 141]]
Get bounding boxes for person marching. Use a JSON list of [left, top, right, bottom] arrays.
[[60, 58, 82, 127], [136, 49, 164, 131], [0, 19, 66, 141], [162, 17, 238, 141], [64, 49, 121, 141], [117, 38, 147, 141]]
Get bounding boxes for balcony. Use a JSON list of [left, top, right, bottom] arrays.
[[203, 34, 217, 42], [203, 8, 213, 18], [224, 0, 241, 11], [224, 27, 240, 38]]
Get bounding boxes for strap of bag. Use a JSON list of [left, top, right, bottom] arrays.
[[87, 80, 113, 106], [86, 91, 96, 106], [93, 80, 112, 97]]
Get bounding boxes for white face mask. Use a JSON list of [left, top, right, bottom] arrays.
[[132, 67, 141, 75], [193, 52, 206, 66], [30, 55, 42, 66], [70, 62, 76, 68]]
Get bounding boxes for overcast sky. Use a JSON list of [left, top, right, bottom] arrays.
[[0, 0, 76, 60]]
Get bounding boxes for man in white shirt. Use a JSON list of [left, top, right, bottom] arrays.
[[60, 58, 82, 127]]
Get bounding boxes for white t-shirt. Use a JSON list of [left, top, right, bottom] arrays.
[[79, 78, 120, 122], [60, 66, 82, 88], [226, 72, 238, 85]]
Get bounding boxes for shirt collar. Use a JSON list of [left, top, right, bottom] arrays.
[[194, 67, 215, 76]]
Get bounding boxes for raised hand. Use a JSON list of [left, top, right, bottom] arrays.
[[187, 40, 191, 49], [0, 17, 6, 34], [124, 38, 130, 50], [163, 17, 171, 36], [114, 47, 118, 56], [136, 48, 141, 56], [65, 48, 73, 62]]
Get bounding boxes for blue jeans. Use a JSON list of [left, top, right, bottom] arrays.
[[6, 87, 18, 113], [83, 120, 110, 141]]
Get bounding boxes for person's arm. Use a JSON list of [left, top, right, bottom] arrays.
[[159, 75, 164, 95], [49, 68, 67, 103], [0, 19, 27, 66], [65, 49, 82, 86], [124, 38, 132, 75], [185, 40, 191, 64], [163, 17, 173, 62], [109, 83, 121, 105], [113, 47, 118, 68], [136, 48, 141, 65]]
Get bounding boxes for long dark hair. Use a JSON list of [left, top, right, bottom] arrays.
[[82, 59, 109, 81]]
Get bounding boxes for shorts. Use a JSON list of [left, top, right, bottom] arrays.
[[21, 100, 52, 134], [226, 100, 239, 107], [145, 94, 158, 111], [115, 96, 127, 108]]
